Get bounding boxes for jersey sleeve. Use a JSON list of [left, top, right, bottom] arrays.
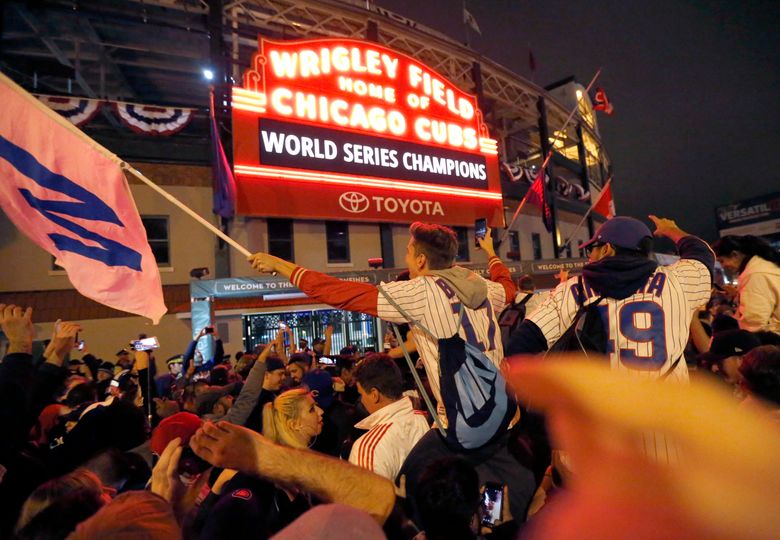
[[291, 267, 379, 315], [376, 279, 430, 324], [668, 259, 711, 313], [487, 256, 517, 305], [525, 277, 581, 348]]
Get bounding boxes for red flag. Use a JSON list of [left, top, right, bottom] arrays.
[[593, 180, 615, 218], [0, 72, 166, 323], [525, 170, 553, 232], [593, 87, 614, 115]]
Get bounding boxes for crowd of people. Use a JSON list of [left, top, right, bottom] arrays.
[[1, 218, 779, 539]]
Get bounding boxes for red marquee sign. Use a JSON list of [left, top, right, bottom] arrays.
[[232, 37, 504, 226]]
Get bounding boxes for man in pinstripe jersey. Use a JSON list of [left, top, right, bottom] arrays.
[[250, 222, 537, 519], [506, 215, 715, 462]]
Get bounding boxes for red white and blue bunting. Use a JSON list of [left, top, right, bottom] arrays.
[[113, 102, 194, 135], [36, 94, 102, 127]]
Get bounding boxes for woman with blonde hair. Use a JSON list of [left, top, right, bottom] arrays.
[[195, 389, 324, 537], [262, 388, 324, 448]]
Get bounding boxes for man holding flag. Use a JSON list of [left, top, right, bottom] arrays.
[[0, 71, 166, 323]]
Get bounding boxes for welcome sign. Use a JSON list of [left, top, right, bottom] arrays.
[[231, 38, 504, 226]]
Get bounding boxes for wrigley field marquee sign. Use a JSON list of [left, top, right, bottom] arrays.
[[231, 38, 504, 226]]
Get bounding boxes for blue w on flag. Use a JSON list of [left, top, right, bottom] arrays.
[[0, 71, 166, 323]]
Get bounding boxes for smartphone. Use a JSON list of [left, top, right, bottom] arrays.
[[474, 218, 487, 247], [480, 482, 504, 527], [204, 326, 215, 334], [75, 340, 85, 351], [132, 336, 160, 351], [177, 446, 211, 477]]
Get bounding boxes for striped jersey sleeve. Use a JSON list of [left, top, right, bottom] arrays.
[[376, 278, 430, 324], [668, 259, 711, 313], [526, 277, 581, 348]]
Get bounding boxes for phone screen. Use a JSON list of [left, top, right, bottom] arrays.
[[133, 336, 160, 351], [480, 483, 504, 527], [474, 218, 487, 247]]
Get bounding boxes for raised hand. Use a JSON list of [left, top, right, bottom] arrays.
[[477, 226, 496, 256], [0, 304, 34, 354], [46, 320, 83, 366], [648, 215, 687, 241], [190, 421, 264, 476]]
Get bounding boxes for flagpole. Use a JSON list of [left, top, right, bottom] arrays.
[[560, 177, 612, 249], [500, 68, 602, 244], [122, 163, 252, 258]]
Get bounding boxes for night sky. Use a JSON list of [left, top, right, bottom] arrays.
[[375, 0, 780, 242]]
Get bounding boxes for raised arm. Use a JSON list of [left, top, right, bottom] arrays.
[[323, 324, 334, 356], [223, 343, 269, 425], [249, 253, 379, 315], [478, 227, 517, 304], [649, 215, 715, 276], [191, 421, 396, 523]]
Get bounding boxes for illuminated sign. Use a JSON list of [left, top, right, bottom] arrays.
[[232, 38, 504, 226]]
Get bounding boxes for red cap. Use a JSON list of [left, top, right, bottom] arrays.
[[150, 412, 203, 456]]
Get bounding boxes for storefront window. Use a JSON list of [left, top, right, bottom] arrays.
[[267, 219, 294, 262], [326, 222, 350, 263]]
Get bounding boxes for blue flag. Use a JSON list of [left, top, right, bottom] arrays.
[[210, 89, 237, 219]]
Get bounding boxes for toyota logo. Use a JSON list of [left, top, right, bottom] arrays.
[[339, 191, 370, 213]]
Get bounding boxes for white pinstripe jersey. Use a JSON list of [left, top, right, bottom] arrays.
[[377, 275, 510, 407], [528, 258, 711, 382], [528, 258, 711, 464]]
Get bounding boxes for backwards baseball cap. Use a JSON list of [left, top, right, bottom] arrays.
[[150, 412, 203, 456], [579, 216, 653, 251], [709, 329, 762, 359], [302, 369, 334, 409]]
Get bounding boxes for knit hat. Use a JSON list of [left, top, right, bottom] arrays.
[[302, 369, 334, 409], [266, 356, 286, 373]]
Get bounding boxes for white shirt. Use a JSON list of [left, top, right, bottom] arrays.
[[349, 397, 430, 480]]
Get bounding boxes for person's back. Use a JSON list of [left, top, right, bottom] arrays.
[[348, 354, 429, 480], [378, 268, 509, 405], [533, 255, 710, 382], [512, 216, 713, 382]]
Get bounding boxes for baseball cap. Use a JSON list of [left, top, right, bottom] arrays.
[[115, 348, 130, 357], [210, 365, 230, 386], [150, 412, 203, 456], [313, 337, 326, 346], [266, 356, 286, 373], [709, 329, 761, 359], [97, 361, 115, 375], [166, 354, 184, 366], [114, 369, 138, 392], [302, 369, 334, 409], [340, 345, 358, 356], [579, 216, 653, 251]]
